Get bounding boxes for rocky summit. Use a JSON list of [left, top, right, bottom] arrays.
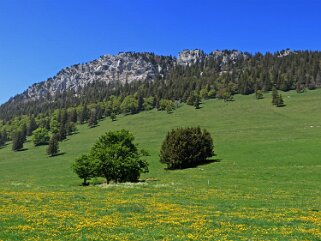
[[8, 49, 255, 103], [25, 52, 172, 102]]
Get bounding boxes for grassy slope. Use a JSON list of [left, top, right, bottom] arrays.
[[0, 90, 320, 240]]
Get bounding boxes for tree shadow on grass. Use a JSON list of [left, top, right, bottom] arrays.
[[0, 143, 9, 149], [49, 152, 66, 157], [17, 148, 28, 152], [164, 158, 221, 170]]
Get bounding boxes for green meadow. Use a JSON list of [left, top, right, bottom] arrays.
[[0, 90, 320, 240]]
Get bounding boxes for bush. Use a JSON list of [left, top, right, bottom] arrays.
[[160, 127, 214, 169]]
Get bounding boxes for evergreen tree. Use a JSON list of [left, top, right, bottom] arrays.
[[47, 134, 60, 156], [255, 89, 264, 99], [272, 87, 279, 105], [58, 124, 67, 141], [27, 116, 38, 136], [110, 112, 117, 121], [12, 131, 24, 151], [20, 123, 27, 142], [194, 94, 201, 109], [88, 109, 98, 128], [276, 94, 285, 107], [69, 109, 78, 123], [0, 131, 6, 146], [79, 104, 89, 124]]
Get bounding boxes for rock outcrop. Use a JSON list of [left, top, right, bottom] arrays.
[[25, 52, 172, 101], [7, 49, 254, 104], [177, 49, 206, 66]]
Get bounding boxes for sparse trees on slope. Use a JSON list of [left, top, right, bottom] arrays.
[[272, 87, 285, 107]]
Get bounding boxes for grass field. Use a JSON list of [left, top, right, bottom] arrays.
[[0, 90, 320, 240]]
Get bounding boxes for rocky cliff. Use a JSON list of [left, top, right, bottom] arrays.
[[6, 49, 254, 104], [24, 52, 173, 102]]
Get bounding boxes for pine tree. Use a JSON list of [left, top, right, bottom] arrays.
[[272, 87, 279, 105], [88, 109, 98, 128], [58, 124, 67, 141], [0, 131, 6, 146], [255, 89, 264, 99], [276, 94, 285, 107], [110, 112, 117, 121], [27, 116, 38, 136], [12, 131, 24, 151], [194, 95, 201, 109], [47, 134, 60, 156]]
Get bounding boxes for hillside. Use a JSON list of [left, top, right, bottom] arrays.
[[2, 49, 321, 120], [0, 90, 320, 240]]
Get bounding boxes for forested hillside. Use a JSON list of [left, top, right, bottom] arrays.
[[1, 49, 321, 121]]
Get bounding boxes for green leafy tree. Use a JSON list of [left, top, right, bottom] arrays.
[[200, 88, 209, 99], [90, 129, 148, 184], [143, 97, 155, 111], [32, 127, 50, 146], [120, 95, 138, 115], [72, 154, 97, 186], [159, 99, 175, 113], [160, 127, 214, 169], [208, 89, 216, 99], [47, 134, 60, 156]]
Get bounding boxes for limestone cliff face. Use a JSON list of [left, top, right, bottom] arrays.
[[177, 49, 251, 67], [25, 52, 173, 101], [8, 49, 254, 104], [177, 49, 206, 66]]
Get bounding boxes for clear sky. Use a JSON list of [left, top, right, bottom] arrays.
[[0, 0, 320, 104]]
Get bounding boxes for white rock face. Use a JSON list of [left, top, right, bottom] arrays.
[[26, 52, 167, 100], [211, 50, 250, 65], [177, 49, 206, 66], [277, 49, 294, 58], [16, 49, 251, 102]]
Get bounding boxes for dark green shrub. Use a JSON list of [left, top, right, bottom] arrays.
[[160, 127, 214, 169]]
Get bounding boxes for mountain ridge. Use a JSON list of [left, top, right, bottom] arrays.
[[2, 48, 320, 121], [5, 49, 254, 104]]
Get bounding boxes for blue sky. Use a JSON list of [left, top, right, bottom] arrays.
[[0, 0, 320, 104]]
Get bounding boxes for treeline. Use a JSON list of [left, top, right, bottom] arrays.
[[1, 50, 321, 144], [0, 94, 179, 150], [1, 50, 321, 121]]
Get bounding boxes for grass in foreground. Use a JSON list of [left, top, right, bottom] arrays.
[[0, 90, 320, 240]]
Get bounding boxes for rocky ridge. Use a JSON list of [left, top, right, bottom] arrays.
[[7, 49, 280, 104]]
